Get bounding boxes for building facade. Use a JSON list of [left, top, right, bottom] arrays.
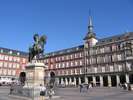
[[41, 16, 133, 87], [1, 16, 132, 87], [0, 47, 28, 83]]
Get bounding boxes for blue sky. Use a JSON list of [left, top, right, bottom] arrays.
[[0, 0, 133, 53]]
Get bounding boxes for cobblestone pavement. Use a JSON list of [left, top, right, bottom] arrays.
[[48, 87, 133, 100], [0, 86, 133, 100]]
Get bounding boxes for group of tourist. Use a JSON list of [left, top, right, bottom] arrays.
[[79, 83, 93, 93], [40, 84, 55, 100], [119, 82, 132, 91]]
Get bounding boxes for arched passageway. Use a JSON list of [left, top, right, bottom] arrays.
[[19, 72, 26, 85]]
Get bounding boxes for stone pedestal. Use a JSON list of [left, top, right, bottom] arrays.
[[25, 62, 46, 87], [24, 62, 47, 100]]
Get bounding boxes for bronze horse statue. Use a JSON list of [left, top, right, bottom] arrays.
[[29, 34, 46, 62]]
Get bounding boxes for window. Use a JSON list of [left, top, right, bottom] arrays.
[[0, 54, 4, 60], [80, 60, 82, 66], [5, 55, 8, 60], [59, 63, 61, 68], [17, 58, 20, 62], [75, 53, 77, 58], [13, 63, 16, 68], [117, 54, 122, 61], [127, 62, 131, 71], [118, 65, 122, 71], [94, 67, 97, 73], [75, 69, 77, 74], [110, 65, 114, 72], [12, 70, 16, 75], [1, 49, 3, 53], [62, 56, 64, 61], [75, 61, 78, 66], [0, 62, 3, 67], [8, 70, 11, 75], [79, 53, 82, 57], [71, 55, 73, 59], [9, 56, 12, 61], [66, 70, 68, 75], [101, 67, 105, 72], [17, 52, 20, 55], [22, 58, 26, 63], [66, 62, 69, 67], [9, 51, 12, 54], [0, 69, 2, 75], [4, 62, 8, 67], [3, 69, 7, 75], [62, 63, 65, 68], [71, 62, 73, 66]]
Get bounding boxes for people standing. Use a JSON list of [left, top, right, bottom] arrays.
[[40, 84, 46, 100], [9, 83, 14, 94]]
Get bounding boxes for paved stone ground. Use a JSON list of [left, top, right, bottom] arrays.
[[0, 86, 133, 100], [48, 87, 133, 100]]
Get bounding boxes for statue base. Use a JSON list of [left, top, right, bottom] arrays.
[[24, 62, 47, 87], [11, 62, 47, 100]]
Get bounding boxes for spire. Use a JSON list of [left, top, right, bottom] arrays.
[[88, 16, 93, 33], [84, 13, 96, 40]]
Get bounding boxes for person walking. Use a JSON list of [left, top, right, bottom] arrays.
[[48, 88, 54, 100], [79, 84, 83, 93]]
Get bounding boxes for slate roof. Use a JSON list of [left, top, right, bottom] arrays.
[[0, 47, 28, 57]]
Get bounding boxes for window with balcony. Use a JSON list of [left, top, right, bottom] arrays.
[[66, 62, 69, 67], [8, 70, 11, 75], [62, 63, 65, 68], [12, 70, 16, 75], [118, 64, 122, 71], [0, 54, 4, 60], [5, 56, 8, 60], [0, 69, 2, 75], [79, 60, 83, 66], [4, 62, 7, 67], [94, 67, 97, 73], [9, 56, 12, 61], [16, 64, 19, 69], [101, 67, 105, 72], [110, 65, 114, 72], [3, 69, 7, 75], [0, 62, 3, 67], [75, 61, 78, 66]]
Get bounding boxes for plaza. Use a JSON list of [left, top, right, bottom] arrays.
[[0, 86, 133, 100]]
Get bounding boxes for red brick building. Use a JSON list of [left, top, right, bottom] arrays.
[[0, 47, 28, 83]]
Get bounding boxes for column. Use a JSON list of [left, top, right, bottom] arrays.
[[100, 75, 103, 87], [61, 77, 64, 84], [85, 76, 88, 84], [79, 77, 81, 85], [56, 78, 59, 85], [108, 75, 111, 87], [74, 77, 76, 86], [116, 75, 120, 87], [69, 77, 72, 85], [65, 77, 68, 86], [92, 76, 96, 86], [125, 74, 129, 83]]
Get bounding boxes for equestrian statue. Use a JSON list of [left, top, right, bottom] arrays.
[[28, 33, 47, 62]]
